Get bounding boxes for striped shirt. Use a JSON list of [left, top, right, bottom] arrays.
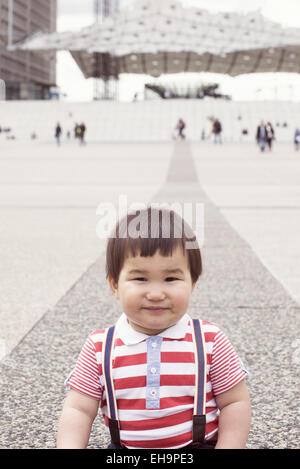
[[66, 313, 248, 449]]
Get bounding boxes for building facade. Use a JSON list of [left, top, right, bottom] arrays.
[[0, 0, 57, 100], [95, 0, 120, 19]]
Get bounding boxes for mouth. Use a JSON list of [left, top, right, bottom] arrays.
[[143, 306, 169, 312]]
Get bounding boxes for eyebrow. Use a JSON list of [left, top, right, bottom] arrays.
[[128, 269, 184, 275]]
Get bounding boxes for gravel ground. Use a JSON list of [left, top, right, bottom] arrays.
[[0, 142, 299, 449]]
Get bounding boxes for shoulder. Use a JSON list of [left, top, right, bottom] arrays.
[[87, 317, 124, 351], [193, 319, 221, 335], [191, 320, 239, 357], [200, 321, 233, 345], [84, 329, 107, 353], [78, 328, 114, 369], [191, 319, 223, 345]]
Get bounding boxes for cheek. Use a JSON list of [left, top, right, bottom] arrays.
[[170, 285, 192, 309], [118, 284, 142, 307]]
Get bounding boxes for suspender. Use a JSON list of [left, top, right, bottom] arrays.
[[103, 319, 207, 448], [103, 325, 123, 448], [190, 319, 207, 447]]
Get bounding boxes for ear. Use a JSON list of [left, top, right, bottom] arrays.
[[108, 276, 120, 299]]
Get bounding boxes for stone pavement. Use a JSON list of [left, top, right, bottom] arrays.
[[0, 139, 299, 449]]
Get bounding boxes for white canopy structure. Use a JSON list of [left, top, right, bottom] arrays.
[[15, 0, 300, 79]]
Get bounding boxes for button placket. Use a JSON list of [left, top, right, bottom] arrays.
[[146, 336, 163, 409]]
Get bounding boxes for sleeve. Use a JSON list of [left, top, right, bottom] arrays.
[[65, 335, 103, 400], [209, 329, 248, 396]]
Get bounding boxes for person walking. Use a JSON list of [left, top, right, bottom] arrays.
[[176, 118, 186, 140], [79, 122, 86, 146], [74, 123, 79, 139], [55, 123, 62, 146], [294, 128, 300, 151], [212, 118, 222, 144], [256, 121, 267, 152], [266, 122, 275, 152]]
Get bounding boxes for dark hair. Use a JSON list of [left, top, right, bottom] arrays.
[[106, 207, 202, 284]]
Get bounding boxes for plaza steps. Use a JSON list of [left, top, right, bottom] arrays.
[[0, 99, 298, 144]]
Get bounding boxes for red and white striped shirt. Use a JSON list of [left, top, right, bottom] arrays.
[[66, 313, 248, 449]]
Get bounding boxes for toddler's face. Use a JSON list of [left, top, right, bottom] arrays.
[[108, 246, 195, 335]]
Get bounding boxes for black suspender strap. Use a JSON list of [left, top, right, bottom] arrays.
[[103, 326, 123, 448], [191, 319, 207, 446]]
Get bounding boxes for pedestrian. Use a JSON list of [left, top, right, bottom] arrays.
[[55, 123, 62, 146], [212, 119, 222, 144], [256, 121, 267, 152], [175, 118, 186, 140], [79, 122, 86, 146], [212, 118, 222, 144], [57, 207, 251, 449], [74, 123, 80, 139], [294, 128, 300, 151], [266, 122, 275, 152]]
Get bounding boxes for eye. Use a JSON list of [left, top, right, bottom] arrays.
[[165, 277, 179, 282], [133, 277, 147, 282]]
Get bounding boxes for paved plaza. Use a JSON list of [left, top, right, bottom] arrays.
[[0, 138, 299, 448]]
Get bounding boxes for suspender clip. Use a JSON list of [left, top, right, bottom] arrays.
[[108, 418, 122, 447], [192, 414, 206, 445]]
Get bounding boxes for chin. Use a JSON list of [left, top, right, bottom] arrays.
[[131, 319, 169, 334], [146, 320, 175, 331]]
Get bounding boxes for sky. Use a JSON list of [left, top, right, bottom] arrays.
[[56, 0, 300, 102]]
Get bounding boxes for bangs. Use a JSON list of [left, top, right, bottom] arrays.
[[106, 207, 202, 284], [121, 235, 187, 258]]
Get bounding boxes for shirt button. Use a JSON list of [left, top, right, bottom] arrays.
[[151, 342, 157, 348], [151, 389, 157, 396], [151, 367, 156, 374]]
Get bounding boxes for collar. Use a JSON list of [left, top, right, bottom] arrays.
[[115, 312, 191, 346]]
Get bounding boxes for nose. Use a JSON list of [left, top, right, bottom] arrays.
[[145, 283, 166, 301]]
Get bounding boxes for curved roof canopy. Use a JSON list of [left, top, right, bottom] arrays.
[[15, 0, 300, 79]]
